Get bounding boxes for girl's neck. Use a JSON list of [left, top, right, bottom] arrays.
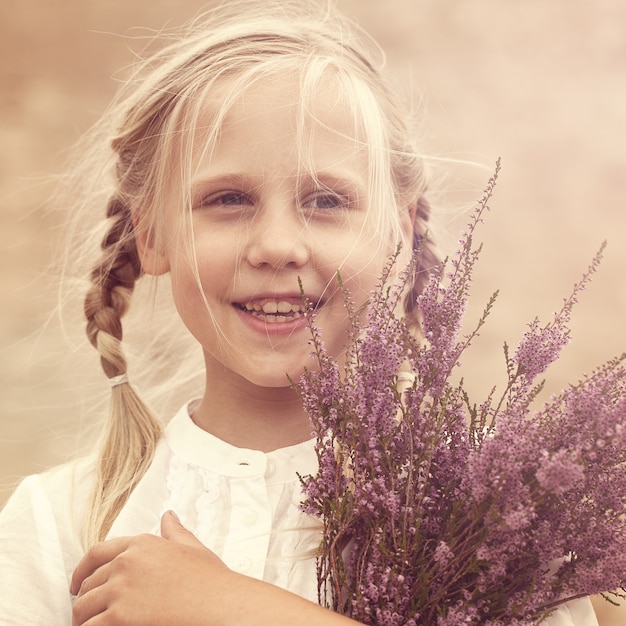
[[191, 368, 312, 453]]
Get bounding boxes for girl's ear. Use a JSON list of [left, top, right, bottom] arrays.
[[133, 214, 170, 276]]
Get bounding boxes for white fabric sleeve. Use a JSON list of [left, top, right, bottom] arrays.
[[542, 597, 599, 625], [0, 473, 82, 625]]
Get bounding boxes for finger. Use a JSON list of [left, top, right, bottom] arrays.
[[70, 537, 132, 596], [71, 583, 108, 626], [74, 559, 112, 598], [160, 510, 204, 548]]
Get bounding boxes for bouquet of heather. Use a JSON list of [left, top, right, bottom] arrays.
[[298, 165, 626, 625]]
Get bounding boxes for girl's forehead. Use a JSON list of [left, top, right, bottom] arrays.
[[191, 73, 367, 168]]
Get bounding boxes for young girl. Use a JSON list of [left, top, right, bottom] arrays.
[[0, 2, 599, 624]]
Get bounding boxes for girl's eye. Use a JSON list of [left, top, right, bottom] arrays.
[[199, 191, 252, 208], [304, 192, 349, 211]]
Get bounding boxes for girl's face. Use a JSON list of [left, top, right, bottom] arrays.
[[147, 75, 402, 389]]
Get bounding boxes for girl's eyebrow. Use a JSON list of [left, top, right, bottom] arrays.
[[191, 172, 248, 189], [189, 173, 251, 202], [304, 170, 367, 193]]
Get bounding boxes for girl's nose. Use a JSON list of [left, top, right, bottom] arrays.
[[245, 203, 310, 269]]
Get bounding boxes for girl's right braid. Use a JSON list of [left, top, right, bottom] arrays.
[[84, 194, 141, 379], [82, 193, 163, 546]]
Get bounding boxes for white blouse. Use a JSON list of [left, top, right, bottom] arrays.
[[0, 402, 598, 625]]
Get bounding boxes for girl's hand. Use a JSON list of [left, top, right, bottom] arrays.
[[71, 510, 230, 626], [71, 511, 358, 626]]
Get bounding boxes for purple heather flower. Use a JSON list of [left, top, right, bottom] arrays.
[[514, 321, 569, 382], [298, 165, 626, 624], [535, 450, 585, 496]]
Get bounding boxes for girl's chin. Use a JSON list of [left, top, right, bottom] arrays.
[[244, 368, 306, 389], [227, 362, 304, 389]]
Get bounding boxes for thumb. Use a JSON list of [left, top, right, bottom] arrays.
[[160, 510, 204, 548]]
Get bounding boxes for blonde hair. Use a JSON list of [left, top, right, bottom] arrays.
[[71, 0, 439, 546]]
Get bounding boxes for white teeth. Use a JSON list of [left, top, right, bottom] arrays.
[[277, 301, 297, 313], [241, 300, 305, 322]]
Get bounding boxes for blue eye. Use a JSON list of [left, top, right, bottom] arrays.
[[305, 192, 348, 210], [216, 192, 250, 206], [200, 191, 252, 208]]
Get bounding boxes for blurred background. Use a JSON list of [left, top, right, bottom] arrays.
[[1, 0, 625, 622]]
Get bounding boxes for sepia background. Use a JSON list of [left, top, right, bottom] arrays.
[[1, 1, 625, 623]]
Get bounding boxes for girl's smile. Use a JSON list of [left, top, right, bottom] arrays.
[[234, 296, 312, 327]]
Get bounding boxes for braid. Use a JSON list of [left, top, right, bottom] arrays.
[[83, 194, 163, 547], [84, 196, 141, 377], [404, 194, 442, 331]]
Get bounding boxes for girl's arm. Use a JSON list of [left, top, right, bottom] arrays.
[[71, 511, 359, 626], [72, 512, 597, 626]]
